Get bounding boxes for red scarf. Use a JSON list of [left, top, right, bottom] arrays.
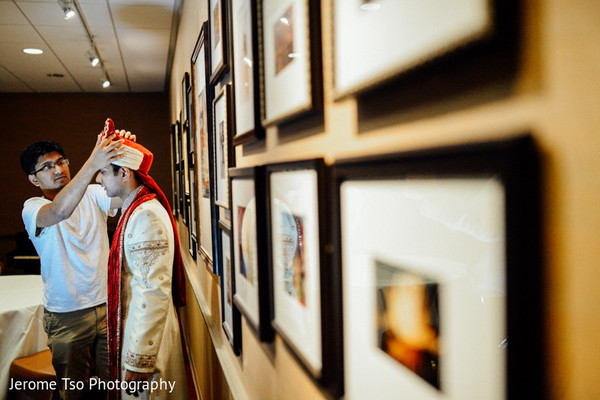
[[107, 183, 187, 396]]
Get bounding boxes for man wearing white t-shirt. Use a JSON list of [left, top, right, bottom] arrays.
[[20, 132, 130, 400]]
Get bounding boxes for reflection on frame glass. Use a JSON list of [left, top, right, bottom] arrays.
[[266, 159, 340, 395], [261, 0, 323, 126], [332, 0, 509, 98], [332, 136, 541, 399], [230, 166, 273, 342], [218, 222, 242, 355], [210, 0, 229, 82], [192, 23, 217, 270], [213, 84, 234, 209], [231, 0, 264, 145]]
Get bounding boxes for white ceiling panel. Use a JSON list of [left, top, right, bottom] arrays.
[[0, 0, 180, 92]]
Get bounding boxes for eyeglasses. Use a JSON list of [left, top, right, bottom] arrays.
[[33, 158, 69, 174]]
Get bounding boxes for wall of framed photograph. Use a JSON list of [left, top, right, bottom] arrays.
[[191, 22, 219, 272], [230, 0, 264, 145], [330, 136, 540, 399], [266, 159, 342, 396], [163, 0, 584, 399], [218, 219, 242, 355], [332, 0, 518, 98], [261, 0, 323, 126], [230, 166, 273, 342], [213, 83, 235, 209]]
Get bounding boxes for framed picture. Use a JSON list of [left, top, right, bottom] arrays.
[[230, 166, 273, 342], [170, 123, 179, 217], [176, 120, 186, 224], [230, 0, 264, 145], [213, 83, 235, 209], [182, 72, 190, 128], [191, 23, 219, 271], [261, 0, 323, 126], [188, 167, 198, 260], [209, 0, 229, 83], [266, 159, 341, 396], [332, 0, 517, 98], [218, 220, 242, 355], [331, 136, 541, 399]]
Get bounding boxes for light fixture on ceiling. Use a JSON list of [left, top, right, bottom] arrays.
[[102, 74, 111, 88], [23, 48, 44, 55], [86, 50, 100, 67], [58, 0, 76, 20]]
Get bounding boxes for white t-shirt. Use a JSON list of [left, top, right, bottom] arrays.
[[22, 184, 117, 312]]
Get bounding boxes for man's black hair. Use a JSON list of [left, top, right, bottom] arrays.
[[20, 142, 66, 175]]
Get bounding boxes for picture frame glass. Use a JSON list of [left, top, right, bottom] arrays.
[[232, 177, 259, 328], [221, 228, 235, 343], [232, 0, 256, 137], [210, 0, 224, 75], [333, 0, 491, 96], [193, 38, 214, 261], [270, 169, 322, 375], [341, 177, 506, 399], [262, 0, 311, 124], [214, 89, 230, 208]]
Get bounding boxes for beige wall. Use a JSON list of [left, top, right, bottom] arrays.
[[171, 1, 600, 399]]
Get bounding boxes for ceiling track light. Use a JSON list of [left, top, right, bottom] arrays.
[[57, 0, 76, 20], [86, 50, 99, 67]]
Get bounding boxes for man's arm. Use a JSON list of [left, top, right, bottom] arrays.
[[35, 133, 124, 228]]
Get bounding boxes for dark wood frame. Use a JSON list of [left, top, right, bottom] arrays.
[[265, 158, 341, 397], [170, 123, 179, 217], [230, 165, 274, 342], [191, 22, 220, 273], [260, 0, 323, 127], [218, 219, 242, 355], [331, 0, 519, 99], [230, 0, 265, 145], [330, 136, 541, 399]]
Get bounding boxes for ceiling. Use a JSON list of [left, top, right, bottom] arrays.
[[0, 0, 181, 93]]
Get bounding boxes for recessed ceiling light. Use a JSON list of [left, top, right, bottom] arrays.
[[23, 48, 43, 55]]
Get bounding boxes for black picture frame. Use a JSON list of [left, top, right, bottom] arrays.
[[209, 0, 230, 84], [265, 158, 341, 396], [330, 136, 541, 399], [261, 0, 323, 127], [230, 165, 274, 342], [170, 123, 179, 217], [218, 219, 242, 355], [191, 22, 220, 273], [213, 83, 235, 209], [331, 0, 519, 99], [176, 119, 186, 224], [182, 72, 190, 128], [230, 0, 265, 145]]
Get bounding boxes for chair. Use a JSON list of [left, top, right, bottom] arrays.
[[9, 349, 56, 400]]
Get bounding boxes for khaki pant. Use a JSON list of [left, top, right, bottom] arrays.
[[43, 304, 109, 400]]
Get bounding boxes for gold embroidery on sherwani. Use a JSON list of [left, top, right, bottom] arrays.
[[125, 350, 157, 369], [127, 240, 169, 287]]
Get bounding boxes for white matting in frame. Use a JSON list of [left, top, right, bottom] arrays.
[[270, 169, 322, 376], [262, 0, 311, 125], [333, 0, 491, 97], [210, 0, 225, 78], [232, 177, 259, 328], [341, 178, 506, 400]]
